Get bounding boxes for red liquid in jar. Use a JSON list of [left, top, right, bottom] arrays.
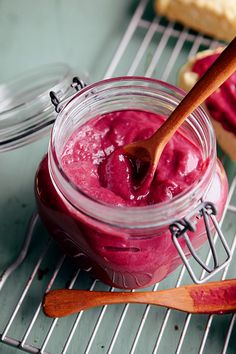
[[193, 53, 236, 135], [35, 110, 228, 288]]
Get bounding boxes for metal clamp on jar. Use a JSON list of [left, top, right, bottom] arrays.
[[170, 200, 231, 284]]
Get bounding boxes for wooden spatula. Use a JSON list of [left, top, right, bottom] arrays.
[[43, 278, 236, 318]]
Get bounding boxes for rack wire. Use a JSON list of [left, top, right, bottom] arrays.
[[1, 0, 236, 353]]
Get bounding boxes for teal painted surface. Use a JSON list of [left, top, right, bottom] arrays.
[[0, 1, 236, 353], [0, 0, 132, 83]]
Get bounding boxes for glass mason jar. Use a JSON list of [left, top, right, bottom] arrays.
[[0, 63, 82, 274], [35, 77, 230, 289]]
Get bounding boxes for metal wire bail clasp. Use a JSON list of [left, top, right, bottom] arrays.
[[50, 77, 86, 113], [170, 201, 232, 284]]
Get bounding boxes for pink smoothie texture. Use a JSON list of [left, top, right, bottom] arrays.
[[193, 52, 236, 135], [190, 284, 236, 314], [61, 110, 203, 206], [35, 109, 228, 288]]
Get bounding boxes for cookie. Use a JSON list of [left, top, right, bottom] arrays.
[[155, 0, 236, 42]]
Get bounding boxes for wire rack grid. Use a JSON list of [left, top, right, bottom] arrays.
[[1, 0, 236, 353]]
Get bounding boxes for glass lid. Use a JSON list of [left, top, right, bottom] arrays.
[[0, 63, 74, 151]]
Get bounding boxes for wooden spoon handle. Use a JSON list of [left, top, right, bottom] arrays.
[[152, 36, 236, 145], [43, 290, 162, 317], [43, 279, 236, 318]]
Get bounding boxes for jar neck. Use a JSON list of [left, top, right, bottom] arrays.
[[48, 77, 216, 229]]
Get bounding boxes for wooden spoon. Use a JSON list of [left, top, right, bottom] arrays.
[[123, 37, 236, 171], [43, 278, 236, 318]]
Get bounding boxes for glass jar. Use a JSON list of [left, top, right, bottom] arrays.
[[35, 77, 230, 289], [0, 63, 81, 273]]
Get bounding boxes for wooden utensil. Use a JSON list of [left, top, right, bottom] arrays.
[[123, 37, 236, 171], [43, 278, 236, 318]]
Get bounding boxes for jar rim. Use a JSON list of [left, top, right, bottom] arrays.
[[49, 76, 216, 229], [0, 63, 74, 151]]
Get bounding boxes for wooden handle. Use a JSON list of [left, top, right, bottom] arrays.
[[152, 36, 236, 145], [43, 290, 168, 318]]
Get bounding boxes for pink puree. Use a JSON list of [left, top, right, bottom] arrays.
[[61, 110, 203, 206], [35, 110, 227, 289], [193, 52, 236, 135], [190, 284, 236, 314]]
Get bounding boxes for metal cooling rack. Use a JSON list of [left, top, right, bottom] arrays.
[[1, 0, 236, 353]]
